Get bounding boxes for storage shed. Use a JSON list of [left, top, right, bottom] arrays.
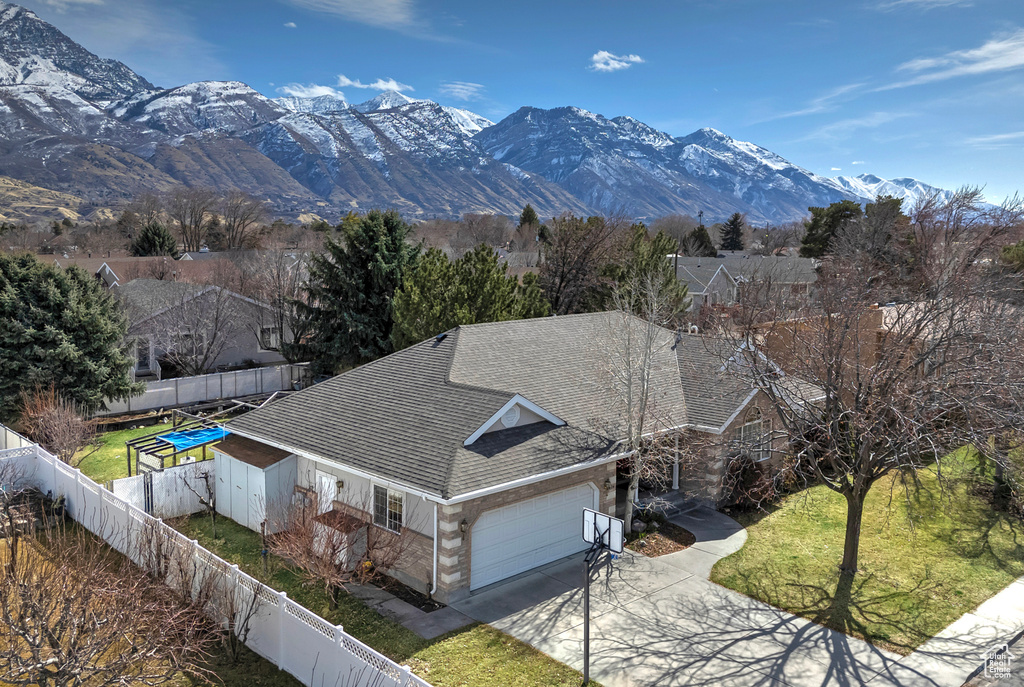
[[213, 434, 296, 532]]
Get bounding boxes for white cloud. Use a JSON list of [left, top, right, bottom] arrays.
[[281, 0, 414, 29], [852, 160, 866, 165], [873, 0, 972, 10], [439, 81, 485, 101], [880, 28, 1024, 89], [589, 50, 644, 73], [797, 112, 908, 142], [757, 82, 865, 122], [283, 21, 297, 28], [337, 74, 414, 91], [831, 167, 843, 171], [278, 83, 346, 99], [965, 131, 1024, 146], [36, 0, 103, 10]]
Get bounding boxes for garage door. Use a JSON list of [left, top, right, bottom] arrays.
[[470, 483, 598, 590]]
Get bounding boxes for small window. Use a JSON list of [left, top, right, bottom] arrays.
[[260, 326, 281, 351], [136, 337, 151, 370], [373, 485, 403, 532], [734, 409, 771, 461]]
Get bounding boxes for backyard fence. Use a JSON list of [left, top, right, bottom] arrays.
[[0, 425, 30, 450], [100, 364, 310, 416], [0, 432, 432, 687], [109, 460, 214, 519]]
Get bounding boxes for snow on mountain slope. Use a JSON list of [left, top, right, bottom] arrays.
[[443, 106, 494, 137], [353, 90, 421, 112], [833, 173, 956, 208], [274, 93, 348, 115], [109, 81, 286, 136], [0, 1, 152, 101]]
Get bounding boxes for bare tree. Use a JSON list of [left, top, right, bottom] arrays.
[[450, 213, 513, 256], [167, 187, 219, 253], [539, 214, 629, 315], [222, 190, 267, 250], [147, 284, 242, 377], [718, 190, 1024, 577], [0, 524, 215, 687], [603, 272, 687, 530], [748, 221, 804, 256], [267, 485, 413, 610], [17, 384, 95, 467], [237, 249, 309, 362]]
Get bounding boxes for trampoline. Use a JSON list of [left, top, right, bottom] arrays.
[[156, 426, 230, 451]]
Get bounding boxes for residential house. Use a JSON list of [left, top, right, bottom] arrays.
[[672, 259, 739, 311], [217, 313, 803, 603], [115, 278, 288, 380], [672, 255, 819, 312]]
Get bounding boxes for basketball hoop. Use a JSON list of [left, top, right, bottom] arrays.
[[580, 508, 625, 685]]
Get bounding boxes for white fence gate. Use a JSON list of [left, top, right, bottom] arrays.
[[100, 364, 309, 416], [109, 460, 214, 519], [0, 432, 431, 687]]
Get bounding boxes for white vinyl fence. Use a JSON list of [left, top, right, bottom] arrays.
[[0, 436, 431, 687], [109, 460, 214, 519], [0, 425, 30, 450], [100, 364, 309, 416]]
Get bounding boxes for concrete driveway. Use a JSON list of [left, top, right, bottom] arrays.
[[453, 507, 1014, 687]]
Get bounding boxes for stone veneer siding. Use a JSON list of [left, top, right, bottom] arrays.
[[433, 461, 617, 604]]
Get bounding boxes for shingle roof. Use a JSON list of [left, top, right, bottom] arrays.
[[114, 279, 207, 322], [718, 256, 819, 284], [674, 335, 756, 431], [674, 263, 730, 294], [227, 313, 760, 499]]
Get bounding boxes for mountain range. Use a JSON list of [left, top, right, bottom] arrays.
[[0, 1, 957, 224]]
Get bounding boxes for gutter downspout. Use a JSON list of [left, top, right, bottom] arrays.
[[430, 502, 438, 597]]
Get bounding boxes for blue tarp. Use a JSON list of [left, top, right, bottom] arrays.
[[156, 427, 230, 451]]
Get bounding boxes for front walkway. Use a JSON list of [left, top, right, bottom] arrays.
[[452, 506, 1024, 686]]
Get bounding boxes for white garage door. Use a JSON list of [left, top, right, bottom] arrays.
[[470, 483, 598, 590]]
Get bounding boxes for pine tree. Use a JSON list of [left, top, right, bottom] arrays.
[[519, 204, 539, 229], [800, 200, 863, 258], [614, 225, 691, 317], [130, 222, 178, 257], [300, 209, 418, 374], [391, 244, 551, 349], [0, 253, 139, 421], [683, 225, 718, 258], [720, 213, 745, 251]]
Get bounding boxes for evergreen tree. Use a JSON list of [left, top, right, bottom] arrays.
[[0, 253, 139, 421], [130, 221, 178, 257], [1002, 240, 1024, 273], [299, 209, 418, 374], [800, 199, 863, 258], [613, 225, 691, 317], [720, 213, 745, 251], [392, 244, 551, 349], [683, 225, 718, 257], [519, 204, 539, 228]]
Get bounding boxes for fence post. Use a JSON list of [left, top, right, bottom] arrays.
[[277, 590, 288, 670], [175, 378, 179, 407], [400, 665, 412, 686]]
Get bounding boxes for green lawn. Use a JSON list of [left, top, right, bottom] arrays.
[[173, 514, 591, 687], [77, 425, 214, 483], [711, 459, 1024, 655]]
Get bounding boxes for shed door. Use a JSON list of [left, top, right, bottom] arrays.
[[230, 457, 247, 525], [470, 483, 597, 591]]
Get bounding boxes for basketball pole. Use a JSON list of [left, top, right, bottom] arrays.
[[583, 553, 590, 685]]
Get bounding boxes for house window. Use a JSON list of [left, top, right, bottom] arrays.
[[373, 485, 403, 532], [260, 326, 281, 351], [734, 408, 771, 461], [175, 330, 205, 356]]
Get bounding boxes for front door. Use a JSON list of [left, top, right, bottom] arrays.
[[315, 470, 337, 514]]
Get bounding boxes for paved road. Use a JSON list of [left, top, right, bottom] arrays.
[[453, 507, 1024, 687]]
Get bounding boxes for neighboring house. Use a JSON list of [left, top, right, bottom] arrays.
[[671, 255, 819, 312], [672, 260, 739, 311], [218, 312, 805, 603], [115, 278, 288, 380], [53, 256, 173, 288]]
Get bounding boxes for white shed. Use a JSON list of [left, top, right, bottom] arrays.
[[213, 434, 296, 532]]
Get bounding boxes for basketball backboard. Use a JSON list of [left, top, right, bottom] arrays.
[[582, 508, 624, 554]]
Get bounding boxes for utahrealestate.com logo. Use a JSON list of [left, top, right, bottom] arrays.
[[983, 643, 1014, 679]]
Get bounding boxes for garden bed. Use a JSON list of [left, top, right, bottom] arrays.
[[625, 521, 696, 556]]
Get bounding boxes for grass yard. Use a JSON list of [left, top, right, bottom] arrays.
[[173, 514, 591, 687], [711, 458, 1024, 654], [76, 425, 214, 483]]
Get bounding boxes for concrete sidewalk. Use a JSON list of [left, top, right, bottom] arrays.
[[453, 506, 1024, 686]]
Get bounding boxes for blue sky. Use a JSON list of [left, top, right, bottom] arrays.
[[21, 0, 1024, 201]]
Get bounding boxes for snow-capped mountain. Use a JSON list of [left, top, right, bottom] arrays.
[[833, 173, 956, 209], [0, 2, 152, 101], [0, 2, 964, 222]]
